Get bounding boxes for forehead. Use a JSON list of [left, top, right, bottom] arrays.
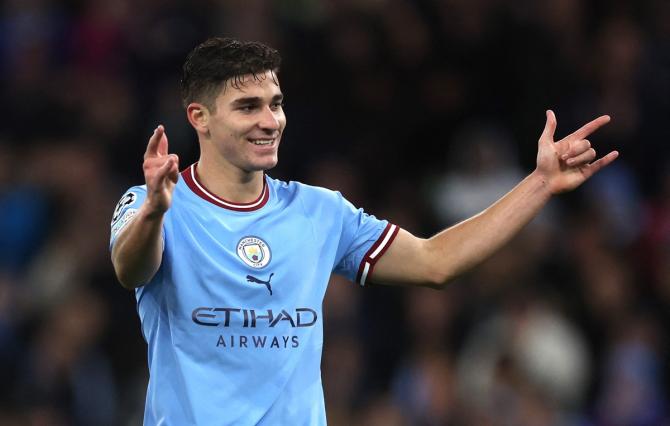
[[217, 70, 282, 103]]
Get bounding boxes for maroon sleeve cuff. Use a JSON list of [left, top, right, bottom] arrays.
[[355, 223, 399, 286]]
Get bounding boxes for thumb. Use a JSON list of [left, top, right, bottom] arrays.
[[540, 110, 557, 143]]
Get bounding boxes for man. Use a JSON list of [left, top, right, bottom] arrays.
[[110, 37, 618, 425]]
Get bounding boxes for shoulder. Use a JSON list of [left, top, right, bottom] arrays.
[[267, 176, 345, 206], [112, 185, 146, 217], [117, 184, 148, 200], [110, 184, 149, 245]]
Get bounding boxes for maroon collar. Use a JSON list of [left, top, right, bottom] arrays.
[[180, 163, 269, 212]]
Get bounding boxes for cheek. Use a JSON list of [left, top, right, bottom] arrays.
[[213, 124, 245, 144]]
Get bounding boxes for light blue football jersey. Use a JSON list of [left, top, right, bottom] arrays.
[[110, 163, 398, 425]]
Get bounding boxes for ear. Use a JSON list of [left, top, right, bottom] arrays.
[[186, 103, 210, 134]]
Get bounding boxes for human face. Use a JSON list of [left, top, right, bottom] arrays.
[[205, 70, 286, 173]]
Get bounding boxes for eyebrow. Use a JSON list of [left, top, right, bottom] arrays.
[[231, 94, 284, 107]]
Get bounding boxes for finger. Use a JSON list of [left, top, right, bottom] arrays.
[[156, 158, 172, 180], [560, 139, 591, 160], [582, 151, 619, 178], [167, 153, 179, 166], [540, 110, 557, 142], [154, 157, 174, 183], [167, 164, 179, 184], [144, 126, 162, 159], [565, 148, 596, 166], [166, 154, 179, 184], [157, 125, 169, 156], [158, 154, 179, 177], [568, 115, 610, 140]]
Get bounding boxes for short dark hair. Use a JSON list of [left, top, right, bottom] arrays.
[[180, 37, 281, 109]]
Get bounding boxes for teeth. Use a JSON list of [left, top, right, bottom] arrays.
[[251, 139, 273, 145]]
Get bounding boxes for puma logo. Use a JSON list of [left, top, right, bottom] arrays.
[[246, 273, 274, 295]]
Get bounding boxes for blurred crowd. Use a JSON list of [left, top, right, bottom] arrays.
[[1, 0, 669, 424]]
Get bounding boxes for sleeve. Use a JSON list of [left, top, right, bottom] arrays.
[[109, 185, 149, 250], [332, 192, 399, 286]]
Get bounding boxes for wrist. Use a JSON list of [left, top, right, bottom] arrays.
[[140, 200, 168, 220], [528, 169, 554, 199]]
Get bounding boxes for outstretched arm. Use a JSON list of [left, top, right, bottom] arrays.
[[371, 110, 618, 287], [111, 125, 180, 289]]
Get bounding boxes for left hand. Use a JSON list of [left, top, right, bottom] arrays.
[[536, 110, 619, 194]]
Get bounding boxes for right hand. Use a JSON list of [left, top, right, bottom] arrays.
[[535, 110, 617, 194], [143, 125, 179, 216]]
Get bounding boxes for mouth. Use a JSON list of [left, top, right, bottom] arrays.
[[248, 137, 277, 147]]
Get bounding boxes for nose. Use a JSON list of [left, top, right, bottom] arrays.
[[258, 106, 280, 132]]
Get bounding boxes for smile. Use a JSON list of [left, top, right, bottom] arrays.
[[249, 138, 275, 146]]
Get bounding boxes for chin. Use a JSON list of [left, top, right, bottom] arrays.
[[250, 157, 278, 172]]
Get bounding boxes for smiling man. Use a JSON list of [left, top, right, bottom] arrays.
[[109, 37, 618, 425]]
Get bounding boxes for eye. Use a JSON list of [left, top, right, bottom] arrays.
[[270, 102, 284, 111]]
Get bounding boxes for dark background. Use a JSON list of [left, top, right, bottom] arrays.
[[1, 0, 669, 424]]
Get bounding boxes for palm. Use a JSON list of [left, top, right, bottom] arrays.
[[536, 110, 618, 194]]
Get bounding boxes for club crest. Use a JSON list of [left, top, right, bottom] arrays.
[[237, 236, 271, 268]]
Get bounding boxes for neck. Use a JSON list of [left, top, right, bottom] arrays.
[[196, 155, 265, 204]]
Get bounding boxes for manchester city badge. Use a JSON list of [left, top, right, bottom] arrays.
[[236, 236, 271, 268]]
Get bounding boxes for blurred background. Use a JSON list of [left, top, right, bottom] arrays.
[[1, 0, 669, 424]]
